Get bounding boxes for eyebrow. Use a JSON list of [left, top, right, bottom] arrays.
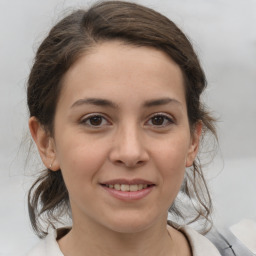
[[71, 97, 181, 109], [143, 97, 182, 107], [71, 98, 118, 109]]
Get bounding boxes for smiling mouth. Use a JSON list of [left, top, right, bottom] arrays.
[[101, 184, 155, 192]]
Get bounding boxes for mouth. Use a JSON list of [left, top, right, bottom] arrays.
[[100, 179, 155, 190], [101, 183, 154, 192], [99, 179, 156, 200]]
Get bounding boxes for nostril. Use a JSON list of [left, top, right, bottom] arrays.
[[113, 159, 145, 168]]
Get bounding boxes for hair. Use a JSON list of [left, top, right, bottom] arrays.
[[27, 0, 217, 238]]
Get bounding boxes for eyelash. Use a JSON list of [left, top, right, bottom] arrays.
[[80, 113, 174, 128], [80, 114, 111, 128], [145, 113, 174, 128]]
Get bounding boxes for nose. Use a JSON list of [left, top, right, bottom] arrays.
[[109, 124, 149, 168]]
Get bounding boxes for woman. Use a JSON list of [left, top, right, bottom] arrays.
[[27, 1, 220, 255]]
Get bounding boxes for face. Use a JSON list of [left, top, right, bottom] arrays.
[[32, 41, 200, 234]]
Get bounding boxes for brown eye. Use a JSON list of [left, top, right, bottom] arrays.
[[89, 116, 103, 126], [151, 116, 165, 125], [81, 114, 110, 127], [146, 114, 174, 127]]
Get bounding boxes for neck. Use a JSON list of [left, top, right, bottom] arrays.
[[58, 217, 176, 256]]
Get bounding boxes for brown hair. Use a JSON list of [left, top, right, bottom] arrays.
[[27, 0, 217, 238]]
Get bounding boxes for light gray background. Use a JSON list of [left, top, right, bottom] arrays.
[[0, 0, 255, 255]]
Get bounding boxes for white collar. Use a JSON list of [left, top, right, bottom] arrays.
[[180, 226, 221, 256], [28, 226, 220, 256], [230, 219, 256, 254]]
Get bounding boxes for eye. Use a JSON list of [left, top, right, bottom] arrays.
[[80, 114, 110, 128], [146, 113, 174, 127]]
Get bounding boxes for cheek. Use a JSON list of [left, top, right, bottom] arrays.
[[152, 136, 190, 197], [153, 136, 190, 172], [55, 135, 108, 185]]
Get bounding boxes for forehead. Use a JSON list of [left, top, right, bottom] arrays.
[[59, 41, 186, 107]]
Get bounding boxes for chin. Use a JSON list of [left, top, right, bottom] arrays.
[[108, 222, 151, 234], [103, 212, 161, 234]]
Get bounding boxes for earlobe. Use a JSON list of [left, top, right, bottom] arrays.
[[29, 117, 60, 171], [186, 122, 202, 167]]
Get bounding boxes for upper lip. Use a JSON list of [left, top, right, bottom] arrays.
[[100, 179, 155, 185]]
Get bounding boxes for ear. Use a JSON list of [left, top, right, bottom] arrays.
[[29, 117, 60, 171], [186, 121, 202, 167]]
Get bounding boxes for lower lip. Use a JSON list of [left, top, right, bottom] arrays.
[[101, 185, 154, 201]]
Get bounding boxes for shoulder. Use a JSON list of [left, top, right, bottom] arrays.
[[26, 231, 63, 256], [206, 222, 256, 256], [179, 226, 221, 256]]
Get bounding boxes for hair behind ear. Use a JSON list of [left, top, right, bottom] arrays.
[[28, 169, 69, 238]]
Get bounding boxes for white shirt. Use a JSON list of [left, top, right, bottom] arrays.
[[230, 219, 256, 254], [27, 226, 220, 256]]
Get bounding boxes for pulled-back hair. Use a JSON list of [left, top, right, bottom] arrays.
[[27, 0, 217, 238]]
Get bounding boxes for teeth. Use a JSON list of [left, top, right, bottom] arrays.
[[121, 184, 129, 191], [130, 184, 139, 192], [106, 184, 150, 192], [114, 184, 120, 190]]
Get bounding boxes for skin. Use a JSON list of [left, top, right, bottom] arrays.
[[29, 41, 201, 256]]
